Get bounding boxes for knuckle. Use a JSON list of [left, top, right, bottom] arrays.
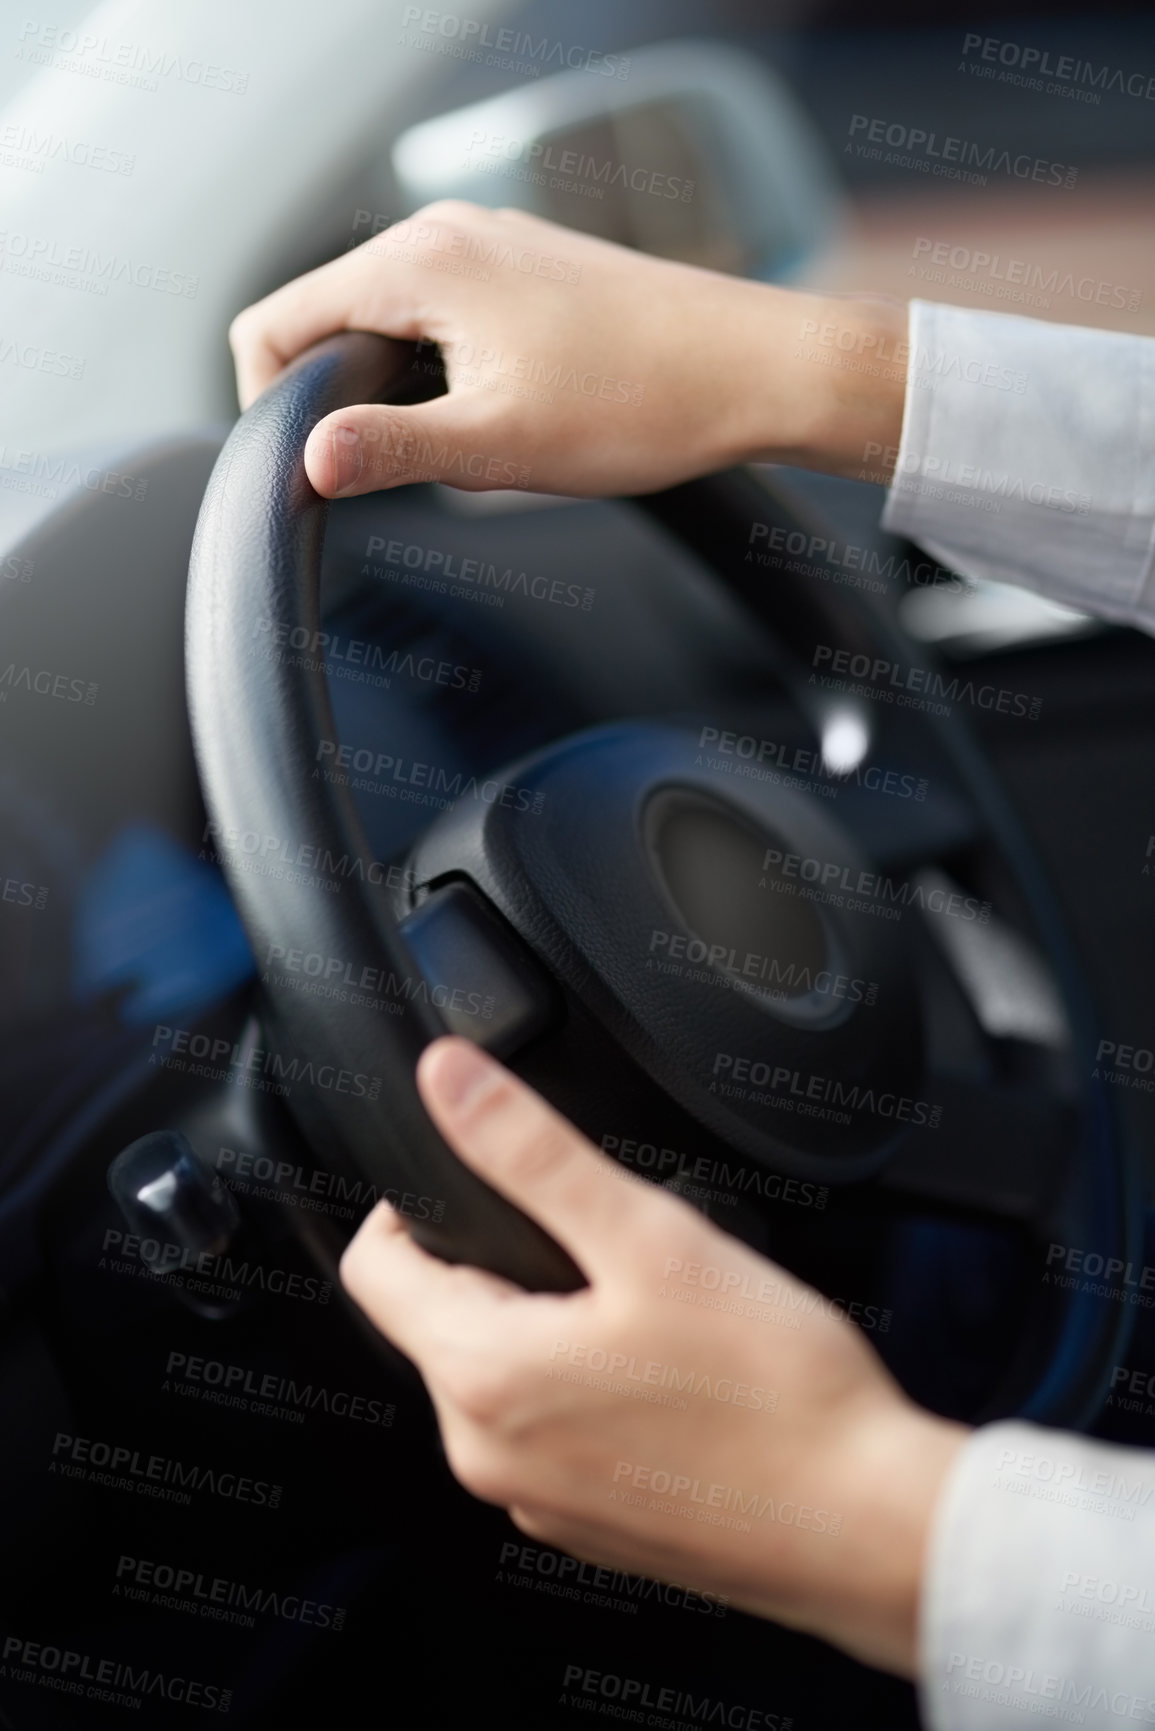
[[226, 306, 257, 348], [444, 1431, 513, 1505], [358, 407, 417, 478], [337, 1232, 370, 1297], [509, 1504, 556, 1544], [451, 1358, 519, 1428], [496, 1112, 573, 1192], [337, 1201, 394, 1294], [629, 1202, 710, 1279], [417, 197, 483, 226], [645, 1187, 704, 1247]]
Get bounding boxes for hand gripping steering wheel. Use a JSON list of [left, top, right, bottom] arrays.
[[185, 331, 1139, 1424]]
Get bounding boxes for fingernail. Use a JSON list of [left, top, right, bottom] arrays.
[[424, 1039, 501, 1116], [327, 423, 363, 496]]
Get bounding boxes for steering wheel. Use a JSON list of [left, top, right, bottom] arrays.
[[181, 330, 1139, 1426]]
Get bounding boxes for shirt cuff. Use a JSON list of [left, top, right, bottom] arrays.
[[919, 1419, 1155, 1731], [881, 300, 1155, 634]]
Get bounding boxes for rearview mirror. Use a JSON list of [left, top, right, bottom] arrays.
[[391, 39, 843, 281]]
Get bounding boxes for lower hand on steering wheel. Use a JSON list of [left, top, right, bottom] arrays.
[[342, 1033, 968, 1679]]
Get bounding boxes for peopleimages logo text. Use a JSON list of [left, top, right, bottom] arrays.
[[648, 927, 879, 1004], [561, 1663, 789, 1728], [214, 1146, 443, 1224], [797, 316, 1028, 392], [149, 1022, 381, 1102], [943, 1650, 1155, 1720], [0, 227, 199, 295], [15, 20, 248, 92], [251, 617, 481, 691], [961, 32, 1155, 101], [201, 819, 412, 896], [711, 1052, 941, 1129], [365, 534, 594, 610], [0, 663, 98, 704], [315, 738, 545, 813], [115, 1553, 346, 1632], [747, 520, 966, 594], [500, 1541, 728, 1617], [399, 8, 630, 79], [264, 941, 493, 1021], [760, 844, 988, 922], [611, 1460, 841, 1535], [910, 238, 1141, 311], [101, 1227, 332, 1306], [1045, 1241, 1155, 1294], [548, 1340, 777, 1412], [846, 115, 1077, 187], [812, 643, 1042, 719], [51, 1431, 281, 1507], [464, 131, 693, 201], [1, 1636, 229, 1713], [601, 1133, 829, 1212], [165, 1352, 395, 1427]]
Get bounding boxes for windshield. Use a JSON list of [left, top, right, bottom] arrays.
[[2, 0, 1153, 475]]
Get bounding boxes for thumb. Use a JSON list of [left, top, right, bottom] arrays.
[[304, 399, 530, 497], [416, 1037, 681, 1281]]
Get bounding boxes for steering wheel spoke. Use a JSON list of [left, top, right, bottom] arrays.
[[876, 1069, 1078, 1222]]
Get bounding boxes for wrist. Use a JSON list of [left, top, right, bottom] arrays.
[[721, 285, 910, 486], [806, 1398, 971, 1678]]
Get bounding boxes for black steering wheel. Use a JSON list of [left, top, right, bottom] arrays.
[[182, 330, 1140, 1426]]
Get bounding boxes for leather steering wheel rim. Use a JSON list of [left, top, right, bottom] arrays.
[[186, 330, 583, 1292]]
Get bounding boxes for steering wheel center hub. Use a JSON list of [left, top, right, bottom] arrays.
[[408, 720, 925, 1180], [645, 789, 847, 1024]]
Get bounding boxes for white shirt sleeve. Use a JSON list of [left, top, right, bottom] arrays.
[[884, 301, 1155, 1724], [880, 299, 1155, 633], [919, 1420, 1155, 1729]]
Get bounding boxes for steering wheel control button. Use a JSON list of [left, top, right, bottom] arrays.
[[398, 879, 559, 1060], [107, 1129, 243, 1314]]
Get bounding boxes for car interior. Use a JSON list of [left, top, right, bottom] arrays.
[[2, 0, 1155, 1725]]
